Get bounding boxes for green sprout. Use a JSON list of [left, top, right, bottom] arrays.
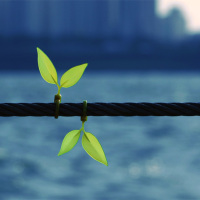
[[58, 120, 108, 166], [37, 47, 108, 166], [37, 47, 87, 95]]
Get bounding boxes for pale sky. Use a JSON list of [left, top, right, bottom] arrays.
[[157, 0, 200, 33]]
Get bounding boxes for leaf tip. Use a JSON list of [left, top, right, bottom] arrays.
[[57, 151, 62, 156], [101, 158, 108, 166], [104, 159, 108, 166], [82, 63, 88, 70], [36, 47, 41, 53]]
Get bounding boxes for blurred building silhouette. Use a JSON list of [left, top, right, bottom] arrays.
[[156, 8, 186, 42], [0, 0, 187, 42]]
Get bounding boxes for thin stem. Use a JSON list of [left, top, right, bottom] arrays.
[[81, 121, 85, 131], [81, 121, 90, 141], [57, 86, 61, 95]]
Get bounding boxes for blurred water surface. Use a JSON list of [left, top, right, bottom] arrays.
[[0, 71, 200, 200]]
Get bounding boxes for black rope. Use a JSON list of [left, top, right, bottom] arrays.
[[0, 103, 200, 117]]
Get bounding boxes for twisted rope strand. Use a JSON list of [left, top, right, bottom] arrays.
[[0, 103, 200, 117]]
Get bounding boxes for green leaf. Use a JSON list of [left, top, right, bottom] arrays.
[[37, 47, 58, 85], [82, 132, 108, 166], [58, 130, 81, 156], [60, 63, 88, 88]]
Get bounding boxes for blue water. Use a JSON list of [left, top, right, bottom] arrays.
[[0, 71, 200, 200]]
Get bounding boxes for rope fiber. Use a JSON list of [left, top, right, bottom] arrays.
[[0, 103, 200, 117]]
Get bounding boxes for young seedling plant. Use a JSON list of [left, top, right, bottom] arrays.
[[58, 116, 108, 166], [37, 47, 108, 166]]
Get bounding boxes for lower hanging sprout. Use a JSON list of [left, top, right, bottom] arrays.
[[58, 119, 108, 166], [37, 48, 108, 166]]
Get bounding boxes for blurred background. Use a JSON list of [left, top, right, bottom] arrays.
[[1, 1, 200, 200], [0, 0, 199, 71]]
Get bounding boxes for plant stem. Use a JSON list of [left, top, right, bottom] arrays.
[[57, 86, 61, 95], [81, 121, 90, 141], [81, 121, 85, 130]]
